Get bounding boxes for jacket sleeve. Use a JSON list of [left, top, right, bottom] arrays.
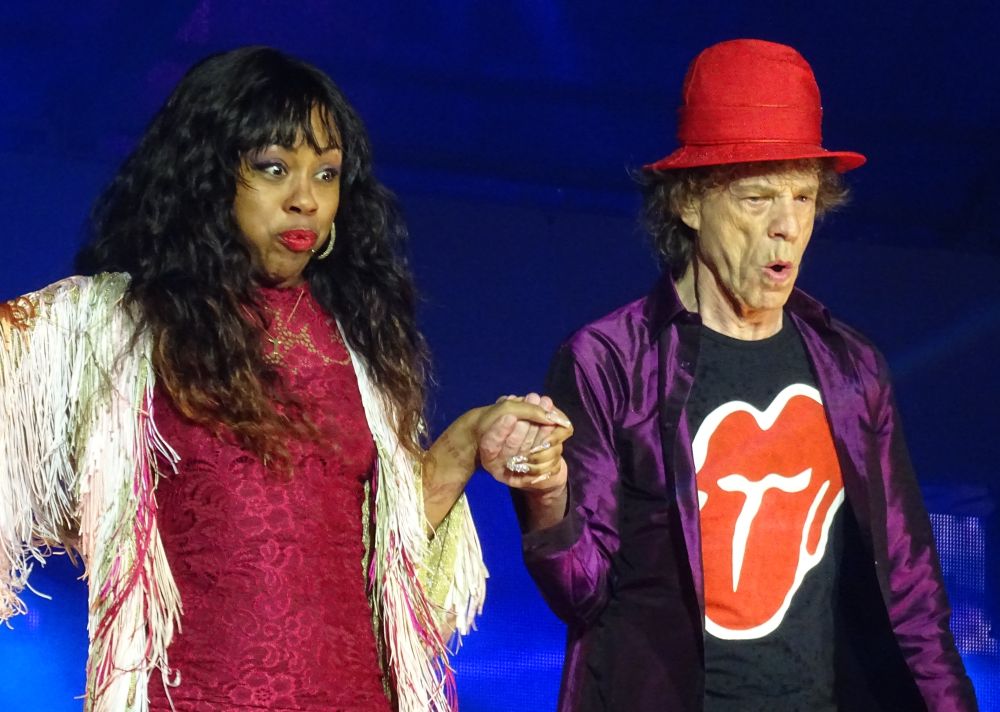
[[418, 493, 486, 633], [868, 357, 979, 711], [0, 277, 92, 621], [515, 340, 622, 626]]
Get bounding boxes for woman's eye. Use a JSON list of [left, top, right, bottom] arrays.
[[253, 161, 286, 177], [318, 167, 341, 182]]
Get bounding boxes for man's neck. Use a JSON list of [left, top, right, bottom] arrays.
[[675, 265, 783, 341]]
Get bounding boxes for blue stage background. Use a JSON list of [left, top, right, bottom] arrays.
[[1, 2, 999, 710]]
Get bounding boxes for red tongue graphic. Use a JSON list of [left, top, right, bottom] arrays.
[[696, 386, 843, 638]]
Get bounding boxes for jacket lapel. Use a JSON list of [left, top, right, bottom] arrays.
[[657, 320, 705, 612], [789, 310, 878, 556]]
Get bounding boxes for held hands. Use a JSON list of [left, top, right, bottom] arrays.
[[423, 392, 572, 531], [476, 393, 571, 495], [476, 393, 572, 531]]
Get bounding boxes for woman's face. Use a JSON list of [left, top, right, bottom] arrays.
[[234, 108, 342, 288]]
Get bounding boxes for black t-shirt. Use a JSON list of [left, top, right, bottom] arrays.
[[686, 318, 845, 712]]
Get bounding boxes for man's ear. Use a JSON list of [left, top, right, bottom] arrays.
[[679, 197, 701, 232]]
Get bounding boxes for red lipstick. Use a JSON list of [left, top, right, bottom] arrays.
[[278, 229, 317, 253]]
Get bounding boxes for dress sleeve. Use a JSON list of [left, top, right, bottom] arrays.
[[0, 277, 91, 621], [870, 362, 979, 710], [515, 341, 622, 626]]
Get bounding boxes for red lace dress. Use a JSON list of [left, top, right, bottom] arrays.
[[147, 284, 392, 711]]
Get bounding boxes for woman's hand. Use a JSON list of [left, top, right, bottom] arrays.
[[477, 394, 570, 492], [423, 394, 572, 531], [477, 393, 572, 531]]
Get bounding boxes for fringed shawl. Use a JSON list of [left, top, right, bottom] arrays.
[[1, 274, 487, 711]]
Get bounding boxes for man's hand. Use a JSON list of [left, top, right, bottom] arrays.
[[423, 395, 572, 530], [478, 393, 570, 493], [477, 393, 572, 531]]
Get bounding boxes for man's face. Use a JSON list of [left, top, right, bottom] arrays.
[[681, 167, 820, 319]]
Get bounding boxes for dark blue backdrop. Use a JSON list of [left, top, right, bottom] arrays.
[[1, 2, 999, 710]]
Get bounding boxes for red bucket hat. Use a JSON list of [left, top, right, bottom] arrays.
[[644, 39, 866, 173]]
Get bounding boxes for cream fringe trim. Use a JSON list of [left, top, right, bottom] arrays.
[[1, 274, 182, 711], [2, 275, 486, 711], [346, 331, 487, 711]]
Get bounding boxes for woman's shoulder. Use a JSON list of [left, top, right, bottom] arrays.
[[2, 272, 132, 331], [28, 272, 129, 300], [18, 272, 128, 304]]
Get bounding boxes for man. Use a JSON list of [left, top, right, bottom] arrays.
[[512, 39, 978, 711]]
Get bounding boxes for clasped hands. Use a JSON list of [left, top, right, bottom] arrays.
[[475, 393, 571, 494], [423, 393, 572, 530]]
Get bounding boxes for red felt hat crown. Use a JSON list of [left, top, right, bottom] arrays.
[[644, 39, 866, 173]]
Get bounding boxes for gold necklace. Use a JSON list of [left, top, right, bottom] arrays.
[[260, 289, 350, 368], [262, 288, 306, 356]]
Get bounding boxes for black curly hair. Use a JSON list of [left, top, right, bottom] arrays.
[[77, 46, 429, 466]]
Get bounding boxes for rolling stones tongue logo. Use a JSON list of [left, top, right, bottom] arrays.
[[693, 384, 844, 640]]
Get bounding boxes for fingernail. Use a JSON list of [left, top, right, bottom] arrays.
[[528, 441, 552, 455], [529, 472, 552, 484], [545, 412, 572, 428]]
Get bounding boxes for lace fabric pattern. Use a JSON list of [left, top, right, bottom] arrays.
[[148, 284, 391, 711], [3, 274, 487, 711]]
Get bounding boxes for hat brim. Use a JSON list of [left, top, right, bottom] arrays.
[[643, 143, 866, 174]]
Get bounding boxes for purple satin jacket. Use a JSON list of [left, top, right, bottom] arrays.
[[519, 277, 977, 711]]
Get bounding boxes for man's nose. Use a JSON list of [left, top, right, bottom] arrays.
[[767, 198, 802, 242]]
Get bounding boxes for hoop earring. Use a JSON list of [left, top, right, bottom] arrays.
[[316, 222, 336, 260]]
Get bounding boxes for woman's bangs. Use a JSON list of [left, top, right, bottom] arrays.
[[246, 89, 341, 155]]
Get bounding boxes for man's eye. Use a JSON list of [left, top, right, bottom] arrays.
[[796, 195, 815, 203], [743, 196, 766, 205]]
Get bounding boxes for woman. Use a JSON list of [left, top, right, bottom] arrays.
[[0, 47, 570, 711]]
